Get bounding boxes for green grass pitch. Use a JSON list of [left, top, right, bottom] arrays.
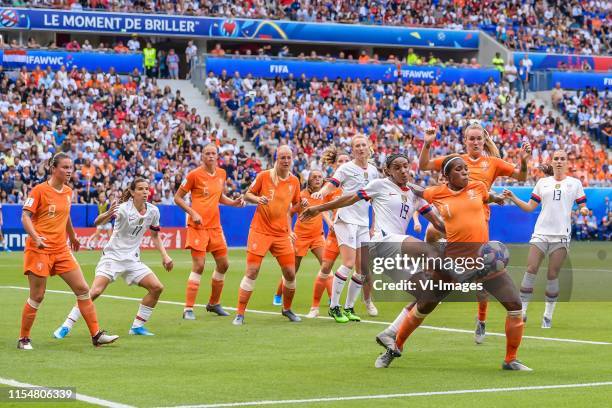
[[0, 243, 611, 407]]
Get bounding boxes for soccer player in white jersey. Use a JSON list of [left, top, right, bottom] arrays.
[[503, 150, 589, 328], [53, 178, 174, 338], [311, 135, 379, 323], [304, 154, 446, 325]]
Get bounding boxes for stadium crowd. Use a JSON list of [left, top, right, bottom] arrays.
[[9, 0, 610, 55], [0, 65, 262, 205], [205, 69, 610, 187]]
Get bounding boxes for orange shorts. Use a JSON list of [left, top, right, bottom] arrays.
[[24, 248, 79, 277], [323, 230, 340, 262], [295, 234, 325, 257], [186, 226, 228, 257], [247, 229, 294, 257]]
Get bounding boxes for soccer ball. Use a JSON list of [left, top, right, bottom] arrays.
[[478, 241, 510, 273]]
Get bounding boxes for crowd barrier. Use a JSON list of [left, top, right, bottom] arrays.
[[0, 8, 478, 49], [0, 48, 143, 73], [205, 56, 500, 85], [2, 188, 609, 250], [513, 52, 612, 72]]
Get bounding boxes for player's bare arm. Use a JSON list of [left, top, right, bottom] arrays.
[[21, 209, 46, 249], [502, 189, 539, 212], [94, 200, 118, 226], [311, 181, 334, 199], [418, 126, 438, 171], [220, 194, 245, 207], [511, 141, 531, 181], [406, 182, 425, 198], [300, 194, 360, 221], [66, 216, 80, 252], [151, 229, 173, 271], [244, 190, 268, 205], [487, 191, 505, 206], [423, 209, 446, 234], [174, 188, 202, 224]]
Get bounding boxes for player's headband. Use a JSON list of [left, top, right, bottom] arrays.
[[442, 156, 462, 176], [385, 153, 409, 168]]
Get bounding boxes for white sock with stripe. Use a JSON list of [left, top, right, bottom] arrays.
[[132, 304, 154, 328], [330, 265, 351, 308], [63, 306, 81, 329]]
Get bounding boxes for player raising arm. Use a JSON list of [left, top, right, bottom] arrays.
[[233, 145, 302, 325], [419, 122, 531, 343], [54, 178, 173, 338], [503, 150, 589, 328], [174, 144, 244, 320], [375, 155, 531, 371], [19, 153, 118, 350]]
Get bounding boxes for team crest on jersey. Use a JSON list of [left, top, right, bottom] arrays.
[[401, 194, 408, 203], [138, 218, 144, 225], [555, 184, 561, 189], [481, 161, 489, 169], [364, 172, 369, 181], [467, 190, 478, 200], [48, 204, 56, 218]]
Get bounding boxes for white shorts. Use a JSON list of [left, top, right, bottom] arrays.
[[95, 256, 153, 286], [334, 220, 370, 250], [369, 233, 409, 261], [530, 234, 570, 256], [97, 222, 112, 231]]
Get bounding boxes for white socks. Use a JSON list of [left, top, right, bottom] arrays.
[[63, 306, 82, 329], [330, 265, 351, 308], [132, 304, 154, 328], [344, 273, 364, 309], [389, 307, 410, 333], [519, 272, 537, 314], [544, 279, 559, 320]]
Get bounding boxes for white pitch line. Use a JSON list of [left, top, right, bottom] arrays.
[[0, 377, 136, 408], [163, 381, 612, 408], [0, 285, 610, 346]]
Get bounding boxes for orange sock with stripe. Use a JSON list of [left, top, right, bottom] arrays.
[[77, 294, 99, 336], [185, 272, 201, 310], [505, 311, 524, 363], [478, 300, 488, 322], [237, 277, 255, 315], [208, 271, 225, 305], [20, 298, 40, 338], [311, 271, 329, 308], [282, 279, 296, 310], [395, 307, 427, 350]]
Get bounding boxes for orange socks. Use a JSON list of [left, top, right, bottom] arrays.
[[282, 279, 296, 310], [395, 307, 427, 350], [275, 279, 283, 297], [20, 299, 39, 338], [505, 311, 524, 363], [311, 272, 330, 308], [208, 271, 225, 305], [478, 300, 488, 322], [77, 295, 99, 336], [185, 272, 201, 309], [237, 276, 255, 316]]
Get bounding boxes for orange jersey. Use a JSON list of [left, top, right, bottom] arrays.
[[23, 183, 73, 253], [294, 190, 325, 239], [432, 154, 515, 190], [249, 170, 300, 237], [423, 181, 489, 243], [179, 166, 226, 229]]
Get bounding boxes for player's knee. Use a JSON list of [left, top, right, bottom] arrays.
[[526, 264, 539, 275], [217, 260, 229, 273], [505, 301, 522, 312], [150, 282, 164, 297], [29, 293, 44, 304]]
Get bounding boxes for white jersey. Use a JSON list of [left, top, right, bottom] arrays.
[[102, 200, 161, 261], [358, 178, 430, 239], [531, 176, 586, 237], [329, 161, 379, 227]]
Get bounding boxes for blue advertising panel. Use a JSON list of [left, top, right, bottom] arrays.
[[206, 57, 500, 85], [2, 188, 609, 249], [550, 71, 612, 90], [513, 52, 612, 72], [0, 8, 479, 49], [0, 49, 142, 73]]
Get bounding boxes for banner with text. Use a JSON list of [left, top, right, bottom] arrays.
[[206, 57, 500, 84], [0, 49, 142, 73], [550, 71, 612, 90], [0, 8, 478, 48]]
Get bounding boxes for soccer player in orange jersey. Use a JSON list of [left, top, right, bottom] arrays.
[[375, 155, 530, 371], [419, 122, 531, 343], [272, 170, 332, 308], [18, 153, 118, 350], [306, 147, 351, 318], [174, 144, 244, 319], [233, 145, 302, 325]]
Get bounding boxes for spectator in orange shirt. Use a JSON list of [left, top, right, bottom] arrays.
[[358, 50, 370, 64]]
